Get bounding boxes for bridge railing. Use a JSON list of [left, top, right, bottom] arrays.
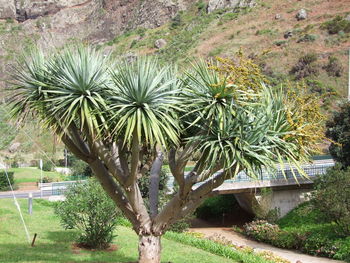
[[52, 180, 86, 195], [226, 162, 335, 183]]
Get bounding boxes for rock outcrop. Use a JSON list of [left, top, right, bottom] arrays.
[[207, 0, 256, 13], [0, 0, 88, 21], [296, 9, 307, 20], [155, 39, 167, 49]]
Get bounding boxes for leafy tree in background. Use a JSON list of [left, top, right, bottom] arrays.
[[326, 102, 350, 167], [8, 46, 323, 263], [312, 165, 350, 235]]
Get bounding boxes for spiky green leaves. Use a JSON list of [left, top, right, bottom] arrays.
[[9, 46, 109, 135], [108, 58, 181, 147], [183, 60, 316, 179], [8, 47, 321, 181]]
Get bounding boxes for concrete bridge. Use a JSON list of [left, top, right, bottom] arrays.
[[209, 160, 334, 217]]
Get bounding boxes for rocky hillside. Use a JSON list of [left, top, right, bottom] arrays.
[[0, 0, 349, 163]]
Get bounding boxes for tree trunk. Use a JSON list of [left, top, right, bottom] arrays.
[[138, 235, 161, 263]]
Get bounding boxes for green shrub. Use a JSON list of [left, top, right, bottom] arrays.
[[297, 34, 317, 43], [37, 176, 54, 184], [312, 165, 350, 235], [326, 102, 350, 167], [255, 29, 275, 35], [11, 161, 19, 168], [70, 159, 93, 177], [171, 13, 183, 28], [301, 232, 339, 257], [196, 0, 206, 11], [39, 161, 53, 171], [242, 201, 350, 260], [130, 39, 137, 48], [0, 171, 14, 190], [243, 220, 281, 243], [323, 56, 343, 77], [138, 168, 168, 198], [321, 16, 350, 34], [335, 237, 350, 261], [167, 215, 192, 233], [54, 179, 120, 249], [278, 202, 325, 228], [273, 40, 287, 46], [290, 53, 318, 79]]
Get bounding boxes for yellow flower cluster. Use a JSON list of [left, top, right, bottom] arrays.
[[209, 49, 268, 101], [284, 82, 326, 156]]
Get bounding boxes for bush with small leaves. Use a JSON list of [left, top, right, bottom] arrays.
[[290, 53, 318, 79], [312, 165, 350, 235], [54, 179, 120, 249], [70, 159, 93, 177], [37, 176, 54, 184], [243, 220, 282, 243], [167, 215, 192, 233], [39, 161, 53, 171], [326, 102, 350, 167], [321, 16, 350, 34], [297, 34, 317, 43], [323, 56, 343, 77], [0, 171, 14, 191]]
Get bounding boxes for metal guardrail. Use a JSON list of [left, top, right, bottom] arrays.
[[51, 163, 335, 195], [51, 181, 78, 195], [189, 162, 335, 190], [225, 162, 335, 183]]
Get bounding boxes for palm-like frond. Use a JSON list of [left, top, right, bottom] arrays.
[[187, 84, 312, 179], [9, 46, 109, 135], [8, 49, 49, 121], [109, 58, 181, 147], [44, 46, 109, 135]]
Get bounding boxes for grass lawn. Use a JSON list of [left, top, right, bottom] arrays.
[[0, 198, 235, 263], [1, 167, 63, 184]]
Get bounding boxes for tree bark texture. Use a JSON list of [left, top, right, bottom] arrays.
[[138, 235, 161, 263]]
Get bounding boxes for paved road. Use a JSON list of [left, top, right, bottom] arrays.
[[0, 190, 54, 199]]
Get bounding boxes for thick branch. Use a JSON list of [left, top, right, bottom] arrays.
[[168, 142, 200, 192], [168, 148, 185, 188], [124, 183, 152, 235], [92, 140, 127, 185], [118, 140, 130, 176], [67, 123, 91, 156], [154, 166, 239, 233], [149, 151, 164, 218], [61, 134, 92, 163], [127, 130, 140, 186]]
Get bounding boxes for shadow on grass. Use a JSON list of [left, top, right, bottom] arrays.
[[46, 230, 79, 243], [0, 231, 135, 263]]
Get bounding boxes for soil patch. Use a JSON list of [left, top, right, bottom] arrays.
[[18, 182, 38, 191], [71, 243, 118, 254]]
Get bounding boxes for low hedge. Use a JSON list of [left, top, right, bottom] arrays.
[[0, 171, 14, 191], [165, 231, 276, 263], [242, 202, 350, 262]]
